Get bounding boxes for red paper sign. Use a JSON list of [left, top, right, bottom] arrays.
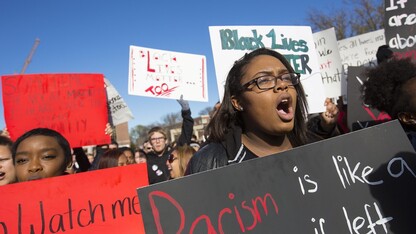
[[1, 73, 110, 147], [0, 163, 148, 234]]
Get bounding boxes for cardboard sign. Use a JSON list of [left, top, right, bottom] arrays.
[[1, 73, 110, 148], [128, 46, 208, 102], [313, 28, 344, 99], [105, 78, 134, 125], [209, 26, 326, 114], [346, 66, 391, 130], [0, 163, 149, 233], [138, 120, 416, 233], [384, 0, 416, 60], [337, 29, 386, 102], [337, 29, 386, 69]]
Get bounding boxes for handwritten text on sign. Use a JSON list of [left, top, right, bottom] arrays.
[[384, 0, 416, 60], [128, 46, 208, 102], [1, 73, 110, 147], [138, 121, 416, 233], [338, 29, 385, 73], [105, 78, 134, 125], [0, 163, 149, 234], [209, 26, 326, 113], [313, 27, 344, 99]]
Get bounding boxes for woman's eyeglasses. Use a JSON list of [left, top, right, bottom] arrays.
[[242, 72, 300, 91], [168, 154, 178, 163]]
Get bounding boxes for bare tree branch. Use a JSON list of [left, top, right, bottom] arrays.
[[307, 0, 383, 39]]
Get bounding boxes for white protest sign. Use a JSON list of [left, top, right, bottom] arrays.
[[105, 78, 134, 125], [128, 46, 208, 102], [313, 28, 344, 100], [337, 29, 386, 101], [209, 26, 326, 114]]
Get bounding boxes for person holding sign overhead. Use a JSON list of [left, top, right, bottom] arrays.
[[186, 48, 339, 174], [12, 128, 73, 182], [146, 95, 194, 184]]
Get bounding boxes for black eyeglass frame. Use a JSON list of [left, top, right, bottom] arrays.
[[241, 72, 301, 91], [149, 136, 166, 142]]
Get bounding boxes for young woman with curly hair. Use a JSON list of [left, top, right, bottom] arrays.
[[362, 57, 416, 149]]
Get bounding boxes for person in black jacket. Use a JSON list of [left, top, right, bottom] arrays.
[[362, 57, 416, 150], [146, 95, 194, 184], [186, 48, 339, 175]]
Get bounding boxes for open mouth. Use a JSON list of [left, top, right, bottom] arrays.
[[0, 172, 5, 178], [276, 96, 294, 121], [278, 99, 290, 113]]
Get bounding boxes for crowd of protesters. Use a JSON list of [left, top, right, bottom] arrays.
[[0, 46, 415, 187]]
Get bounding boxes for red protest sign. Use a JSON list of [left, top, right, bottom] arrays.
[[1, 73, 110, 147], [0, 163, 148, 234]]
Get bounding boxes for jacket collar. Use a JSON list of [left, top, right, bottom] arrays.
[[221, 123, 243, 161]]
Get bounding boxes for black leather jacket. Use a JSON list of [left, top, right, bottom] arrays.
[[185, 142, 230, 174], [185, 118, 339, 175], [185, 124, 246, 175]]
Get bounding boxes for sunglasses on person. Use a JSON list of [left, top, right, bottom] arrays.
[[168, 154, 178, 163]]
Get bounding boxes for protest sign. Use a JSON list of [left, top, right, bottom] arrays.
[[138, 120, 415, 233], [128, 46, 208, 102], [104, 78, 134, 125], [313, 27, 344, 100], [338, 29, 386, 102], [338, 29, 385, 70], [0, 163, 149, 234], [209, 25, 326, 114], [346, 66, 391, 130], [1, 73, 110, 148], [384, 0, 416, 60]]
